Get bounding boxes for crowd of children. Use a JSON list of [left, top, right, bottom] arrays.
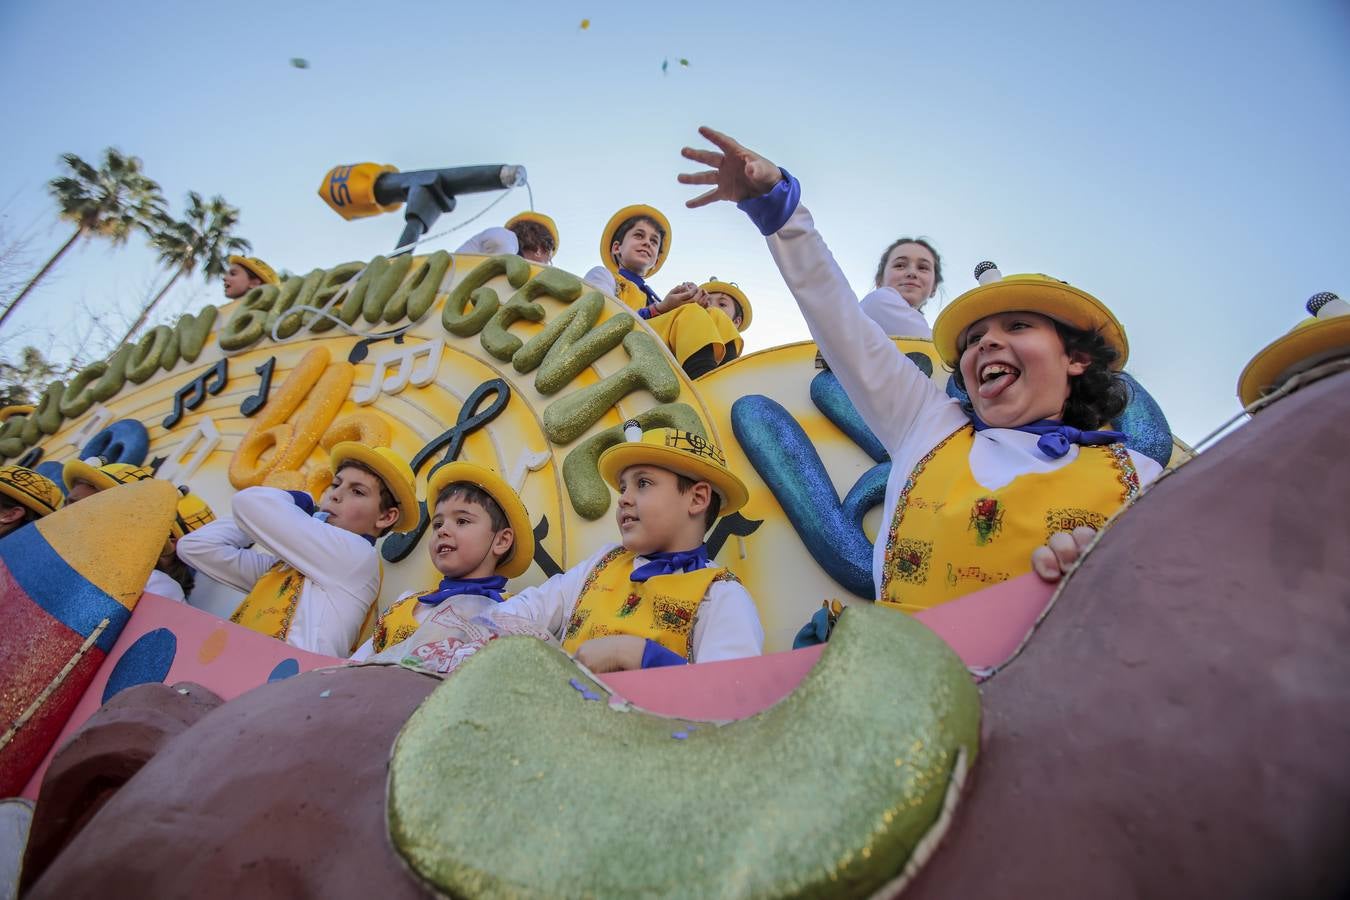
[[0, 129, 1178, 674]]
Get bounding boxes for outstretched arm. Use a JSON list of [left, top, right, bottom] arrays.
[[679, 127, 958, 451]]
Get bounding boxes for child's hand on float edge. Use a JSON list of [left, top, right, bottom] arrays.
[[575, 634, 646, 672], [1031, 526, 1098, 582], [679, 126, 783, 207]]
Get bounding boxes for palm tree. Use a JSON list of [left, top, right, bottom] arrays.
[[0, 149, 163, 330], [117, 192, 251, 344]]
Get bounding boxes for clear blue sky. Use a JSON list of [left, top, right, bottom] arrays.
[[2, 0, 1347, 443]]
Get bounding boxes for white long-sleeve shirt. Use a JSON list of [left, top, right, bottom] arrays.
[[487, 543, 764, 664], [145, 569, 185, 603], [766, 204, 1162, 597], [455, 227, 519, 257], [858, 285, 933, 338], [176, 486, 381, 657], [348, 590, 500, 662]]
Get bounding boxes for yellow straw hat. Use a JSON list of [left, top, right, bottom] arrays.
[[700, 280, 752, 331], [932, 273, 1129, 371], [0, 465, 63, 517], [1237, 313, 1350, 408], [600, 204, 671, 279], [329, 443, 419, 533], [62, 458, 154, 494], [171, 488, 217, 540], [425, 461, 535, 578], [504, 211, 560, 251], [598, 426, 748, 516], [227, 255, 280, 286]]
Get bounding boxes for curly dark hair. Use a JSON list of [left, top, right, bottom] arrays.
[[510, 220, 556, 259], [951, 321, 1130, 430]]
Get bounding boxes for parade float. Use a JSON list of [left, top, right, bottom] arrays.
[[1, 165, 1346, 898]]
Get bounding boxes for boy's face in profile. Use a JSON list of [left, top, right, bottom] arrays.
[[706, 291, 744, 329], [610, 220, 662, 275], [428, 493, 512, 580], [320, 465, 400, 537], [614, 464, 707, 557], [223, 264, 261, 299]]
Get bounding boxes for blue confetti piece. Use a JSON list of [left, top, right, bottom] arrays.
[[568, 677, 601, 700], [671, 731, 689, 740], [267, 658, 300, 683], [102, 628, 177, 704]]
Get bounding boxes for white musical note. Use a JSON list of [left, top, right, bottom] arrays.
[[157, 416, 221, 483], [508, 448, 551, 492], [353, 337, 444, 405], [64, 404, 115, 453]]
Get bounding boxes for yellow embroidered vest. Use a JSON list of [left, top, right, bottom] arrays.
[[229, 561, 304, 641], [230, 558, 384, 653], [879, 425, 1140, 614], [371, 592, 432, 654], [561, 548, 737, 660]]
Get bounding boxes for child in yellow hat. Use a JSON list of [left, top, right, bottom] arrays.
[[455, 212, 560, 265], [583, 206, 742, 379], [859, 238, 941, 338], [177, 444, 418, 656], [679, 127, 1163, 614], [59, 458, 215, 603], [0, 465, 62, 539], [485, 424, 762, 672], [223, 255, 280, 300], [350, 461, 534, 661]]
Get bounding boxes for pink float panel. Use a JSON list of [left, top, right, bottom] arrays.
[[601, 572, 1055, 720], [19, 592, 339, 799]]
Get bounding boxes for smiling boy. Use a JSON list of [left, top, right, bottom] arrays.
[[350, 461, 533, 661], [223, 255, 280, 300], [177, 443, 418, 656], [485, 424, 762, 672], [584, 206, 742, 379]]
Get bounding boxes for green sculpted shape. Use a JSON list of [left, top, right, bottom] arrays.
[[264, 270, 316, 340], [168, 305, 218, 365], [369, 255, 413, 324], [479, 268, 583, 362], [335, 257, 384, 327], [59, 353, 117, 420], [0, 416, 28, 459], [126, 326, 174, 384], [512, 291, 634, 393], [442, 256, 528, 337], [305, 262, 365, 334], [88, 345, 130, 404], [541, 331, 680, 444], [562, 403, 705, 519], [219, 284, 280, 352], [388, 605, 981, 899], [384, 252, 449, 324], [23, 383, 65, 444]]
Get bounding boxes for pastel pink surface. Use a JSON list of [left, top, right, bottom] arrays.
[[19, 592, 339, 799], [599, 573, 1053, 720]]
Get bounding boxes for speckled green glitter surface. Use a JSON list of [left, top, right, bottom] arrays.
[[387, 605, 980, 898]]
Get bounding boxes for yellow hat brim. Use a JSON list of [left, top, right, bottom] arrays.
[[597, 442, 748, 517], [600, 205, 671, 280], [62, 459, 119, 494], [0, 471, 60, 517], [425, 462, 535, 578], [700, 281, 752, 331], [1237, 316, 1350, 408], [228, 255, 280, 286], [932, 275, 1129, 371], [505, 212, 560, 251], [330, 442, 419, 534]]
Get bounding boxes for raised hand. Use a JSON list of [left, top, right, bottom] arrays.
[[679, 126, 783, 208]]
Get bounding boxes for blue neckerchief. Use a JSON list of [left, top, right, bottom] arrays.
[[630, 546, 710, 583], [416, 574, 508, 605], [618, 267, 662, 308], [971, 415, 1126, 460]]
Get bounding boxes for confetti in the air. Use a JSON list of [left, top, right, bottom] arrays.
[[579, 18, 590, 29], [290, 57, 310, 69]]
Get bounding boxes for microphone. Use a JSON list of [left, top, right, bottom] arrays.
[[318, 163, 528, 251], [1306, 291, 1350, 320], [974, 261, 1002, 285]]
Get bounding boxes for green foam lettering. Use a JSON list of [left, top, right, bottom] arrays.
[[305, 262, 365, 334], [479, 269, 582, 362], [126, 326, 173, 384], [541, 331, 681, 445], [442, 255, 529, 337], [562, 403, 705, 519], [219, 284, 280, 351]]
